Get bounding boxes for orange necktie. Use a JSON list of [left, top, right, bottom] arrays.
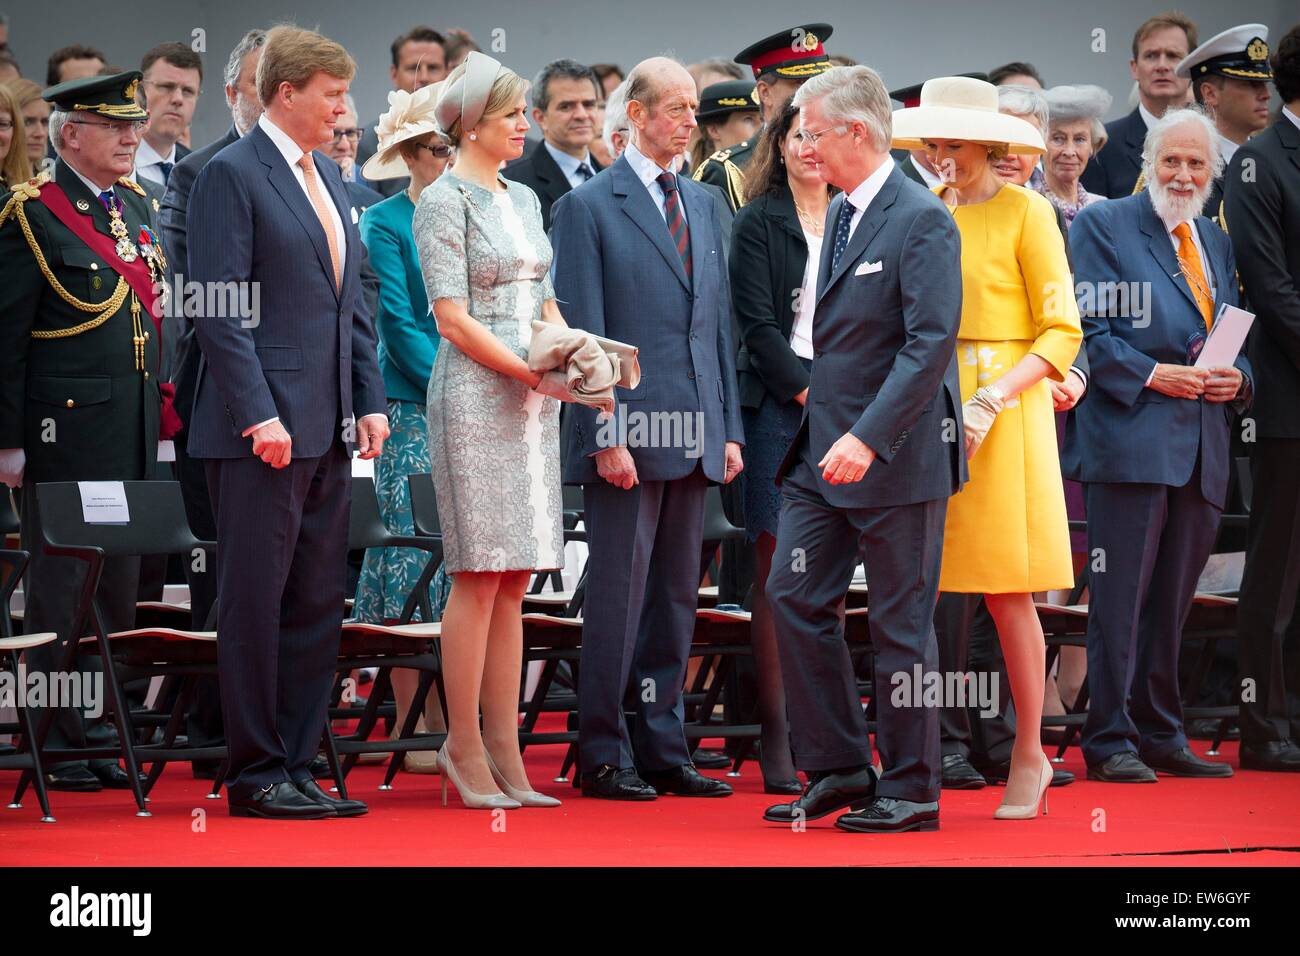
[[1172, 222, 1213, 330], [298, 154, 342, 290]]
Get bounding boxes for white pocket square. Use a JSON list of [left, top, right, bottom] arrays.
[[855, 260, 883, 276]]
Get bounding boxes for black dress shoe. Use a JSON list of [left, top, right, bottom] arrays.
[[1239, 739, 1300, 772], [1086, 752, 1157, 783], [976, 758, 1074, 788], [294, 778, 368, 816], [763, 775, 804, 795], [835, 797, 940, 833], [941, 754, 987, 790], [91, 764, 148, 790], [691, 749, 731, 770], [228, 782, 334, 819], [46, 766, 102, 792], [580, 765, 658, 801], [763, 767, 876, 823], [309, 755, 333, 779], [1143, 746, 1233, 778], [642, 763, 733, 797]]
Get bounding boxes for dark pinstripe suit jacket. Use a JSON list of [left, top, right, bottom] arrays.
[[185, 123, 386, 459]]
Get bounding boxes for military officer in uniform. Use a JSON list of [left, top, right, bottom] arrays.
[[690, 79, 761, 172], [0, 72, 176, 794], [693, 23, 835, 211], [1175, 25, 1273, 226]]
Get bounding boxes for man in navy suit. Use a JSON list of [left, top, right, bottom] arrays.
[[1064, 108, 1249, 783], [1082, 13, 1197, 198], [761, 65, 965, 834], [551, 57, 744, 801], [187, 25, 388, 819]]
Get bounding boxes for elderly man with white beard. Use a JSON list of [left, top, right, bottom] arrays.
[[1062, 107, 1250, 783]]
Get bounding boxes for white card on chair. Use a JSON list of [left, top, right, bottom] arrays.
[[78, 481, 130, 524]]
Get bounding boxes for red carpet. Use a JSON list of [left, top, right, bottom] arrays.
[[3, 737, 1297, 866]]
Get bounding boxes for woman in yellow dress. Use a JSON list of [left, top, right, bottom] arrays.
[[893, 77, 1082, 819]]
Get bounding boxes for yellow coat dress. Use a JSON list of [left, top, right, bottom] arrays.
[[936, 183, 1082, 594]]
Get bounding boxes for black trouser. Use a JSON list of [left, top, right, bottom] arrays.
[[1237, 438, 1300, 744]]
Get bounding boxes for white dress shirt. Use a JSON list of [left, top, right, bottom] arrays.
[[1217, 131, 1241, 166], [789, 228, 824, 360], [543, 140, 596, 189], [245, 114, 383, 438], [1283, 105, 1300, 133], [133, 137, 177, 187], [908, 154, 941, 189], [1138, 102, 1160, 130], [843, 156, 896, 237], [623, 139, 684, 224]]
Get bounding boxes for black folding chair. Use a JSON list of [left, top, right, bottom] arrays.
[[327, 476, 446, 790], [16, 481, 224, 815], [0, 548, 59, 821]]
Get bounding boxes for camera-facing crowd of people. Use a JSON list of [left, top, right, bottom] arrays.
[[1, 9, 1298, 833]]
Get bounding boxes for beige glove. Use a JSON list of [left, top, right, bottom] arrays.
[[961, 385, 1006, 460], [533, 369, 579, 403]]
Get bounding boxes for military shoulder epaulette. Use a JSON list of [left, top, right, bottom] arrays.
[[7, 169, 52, 200], [117, 176, 147, 196], [707, 148, 734, 163]]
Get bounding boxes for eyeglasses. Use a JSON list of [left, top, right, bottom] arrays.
[[145, 79, 200, 101], [331, 127, 362, 142], [414, 142, 453, 158], [69, 119, 148, 135], [795, 125, 847, 146]]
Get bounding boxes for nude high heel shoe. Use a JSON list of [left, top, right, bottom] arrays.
[[485, 749, 561, 807], [437, 744, 520, 810], [993, 752, 1052, 820]]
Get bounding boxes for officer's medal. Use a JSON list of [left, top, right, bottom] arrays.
[[106, 196, 138, 262]]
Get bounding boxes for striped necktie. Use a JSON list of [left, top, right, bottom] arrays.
[[655, 171, 691, 280]]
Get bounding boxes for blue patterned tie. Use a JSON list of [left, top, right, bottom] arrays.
[[830, 198, 856, 274], [98, 189, 117, 212], [158, 161, 174, 185], [576, 161, 594, 181]]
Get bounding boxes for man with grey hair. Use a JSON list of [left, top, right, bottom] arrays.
[[1063, 107, 1248, 783], [503, 58, 603, 230], [551, 55, 743, 802], [0, 72, 164, 796], [763, 65, 965, 833]]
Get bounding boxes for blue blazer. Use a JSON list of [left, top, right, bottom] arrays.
[[186, 124, 386, 459], [1062, 190, 1251, 506], [550, 155, 744, 485], [776, 163, 966, 509], [359, 191, 438, 404], [1080, 107, 1146, 199]]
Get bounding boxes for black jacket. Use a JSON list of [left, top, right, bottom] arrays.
[[729, 185, 813, 409], [1081, 106, 1145, 199], [1224, 116, 1300, 439], [503, 140, 603, 231]]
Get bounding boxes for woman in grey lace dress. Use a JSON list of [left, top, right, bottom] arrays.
[[413, 52, 571, 809]]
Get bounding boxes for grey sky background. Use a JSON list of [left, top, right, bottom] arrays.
[[7, 1, 1294, 146]]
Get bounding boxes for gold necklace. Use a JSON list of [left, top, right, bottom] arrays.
[[793, 199, 826, 235]]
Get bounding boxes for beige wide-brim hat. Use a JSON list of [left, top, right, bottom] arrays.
[[891, 76, 1045, 154], [361, 82, 446, 182]]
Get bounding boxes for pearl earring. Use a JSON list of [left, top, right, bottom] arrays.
[[469, 132, 477, 141]]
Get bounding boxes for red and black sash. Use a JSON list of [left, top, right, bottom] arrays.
[[35, 181, 181, 438]]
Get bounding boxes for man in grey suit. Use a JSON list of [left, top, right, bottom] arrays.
[[187, 26, 388, 820], [551, 57, 745, 801], [762, 66, 965, 833]]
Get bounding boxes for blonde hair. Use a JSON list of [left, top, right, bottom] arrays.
[[256, 24, 356, 107], [4, 77, 44, 110], [0, 82, 32, 186], [440, 63, 527, 147]]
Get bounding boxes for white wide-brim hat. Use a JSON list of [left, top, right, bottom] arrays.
[[361, 82, 446, 182], [891, 76, 1045, 154]]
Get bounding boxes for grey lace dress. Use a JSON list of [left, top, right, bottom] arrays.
[[413, 170, 564, 573]]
